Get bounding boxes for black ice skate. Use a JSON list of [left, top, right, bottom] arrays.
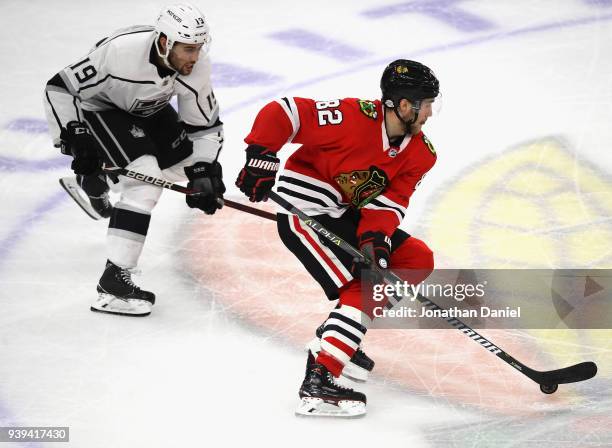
[[296, 353, 367, 418], [305, 323, 375, 382], [59, 176, 113, 220], [93, 260, 155, 316], [87, 192, 113, 219]]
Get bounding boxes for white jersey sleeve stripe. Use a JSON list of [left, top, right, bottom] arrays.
[[275, 97, 300, 143], [364, 194, 407, 221], [363, 201, 404, 222], [93, 113, 132, 163], [83, 117, 120, 167], [375, 193, 406, 211]]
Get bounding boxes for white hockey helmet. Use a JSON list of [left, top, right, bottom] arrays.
[[155, 3, 211, 68]]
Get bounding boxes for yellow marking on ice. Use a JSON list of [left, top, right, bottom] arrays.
[[427, 137, 612, 268], [424, 136, 612, 386]]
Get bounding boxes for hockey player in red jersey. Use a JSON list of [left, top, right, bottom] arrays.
[[236, 60, 439, 417]]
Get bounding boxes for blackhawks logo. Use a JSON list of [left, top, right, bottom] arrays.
[[334, 166, 388, 208], [357, 100, 378, 120], [422, 134, 436, 155]]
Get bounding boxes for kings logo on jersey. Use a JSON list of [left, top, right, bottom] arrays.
[[334, 166, 388, 208], [129, 93, 173, 117]]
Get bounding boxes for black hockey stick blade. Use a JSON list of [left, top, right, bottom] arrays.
[[528, 361, 597, 385]]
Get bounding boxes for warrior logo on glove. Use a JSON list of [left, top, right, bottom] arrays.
[[235, 144, 280, 202]]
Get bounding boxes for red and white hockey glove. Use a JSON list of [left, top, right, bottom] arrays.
[[235, 145, 280, 202], [352, 231, 392, 281]]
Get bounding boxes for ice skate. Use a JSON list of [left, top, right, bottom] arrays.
[[305, 323, 375, 382], [59, 176, 113, 220], [296, 353, 366, 418], [87, 192, 113, 219], [93, 260, 155, 316]]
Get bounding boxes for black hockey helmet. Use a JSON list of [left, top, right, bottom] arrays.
[[380, 59, 439, 109]]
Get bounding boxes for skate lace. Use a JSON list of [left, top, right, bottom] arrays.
[[326, 372, 352, 392], [102, 194, 111, 208], [119, 268, 141, 289]]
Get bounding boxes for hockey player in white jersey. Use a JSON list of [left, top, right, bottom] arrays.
[[44, 4, 224, 316]]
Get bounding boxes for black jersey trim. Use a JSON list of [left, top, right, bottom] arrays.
[[72, 96, 81, 121], [277, 186, 329, 208], [45, 90, 62, 130], [213, 132, 223, 162], [78, 74, 155, 93], [93, 28, 154, 51], [369, 198, 406, 219], [176, 78, 210, 122], [183, 117, 223, 133], [281, 97, 292, 113], [278, 175, 343, 207], [47, 73, 69, 90]]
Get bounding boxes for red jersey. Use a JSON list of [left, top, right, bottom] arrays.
[[244, 97, 437, 237]]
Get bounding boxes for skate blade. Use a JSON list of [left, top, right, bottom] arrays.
[[305, 337, 369, 382], [91, 293, 152, 317], [341, 364, 369, 383], [59, 177, 103, 220], [295, 397, 366, 418]]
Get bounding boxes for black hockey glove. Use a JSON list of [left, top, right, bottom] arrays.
[[184, 161, 226, 215], [62, 121, 101, 176], [235, 145, 280, 202], [352, 231, 392, 283]]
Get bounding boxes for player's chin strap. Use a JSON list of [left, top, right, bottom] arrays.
[[155, 36, 176, 71], [385, 98, 421, 137]]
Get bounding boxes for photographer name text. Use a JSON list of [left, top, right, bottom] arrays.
[[373, 306, 521, 319]]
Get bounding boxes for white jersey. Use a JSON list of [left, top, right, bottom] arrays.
[[44, 25, 220, 147]]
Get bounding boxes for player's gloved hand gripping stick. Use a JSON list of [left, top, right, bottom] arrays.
[[266, 190, 598, 395], [102, 166, 277, 221], [62, 121, 102, 176]]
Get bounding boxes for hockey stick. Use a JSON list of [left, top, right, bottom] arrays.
[[102, 167, 278, 221], [267, 190, 598, 394]]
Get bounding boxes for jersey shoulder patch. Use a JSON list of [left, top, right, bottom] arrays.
[[356, 99, 378, 120], [422, 134, 436, 155]]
